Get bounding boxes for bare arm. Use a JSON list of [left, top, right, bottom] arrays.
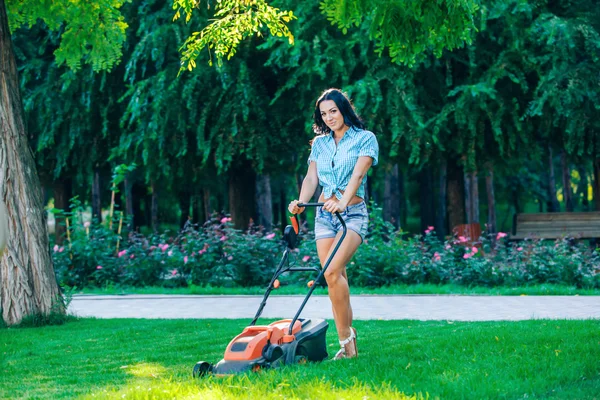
[[323, 156, 373, 212]]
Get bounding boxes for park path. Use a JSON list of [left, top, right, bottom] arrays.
[[68, 294, 600, 321]]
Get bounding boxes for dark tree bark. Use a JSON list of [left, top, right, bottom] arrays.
[[447, 157, 465, 230], [203, 188, 212, 222], [124, 174, 134, 221], [179, 192, 191, 229], [485, 163, 497, 235], [92, 168, 102, 223], [151, 180, 159, 232], [546, 145, 560, 212], [192, 194, 203, 224], [399, 168, 407, 229], [0, 0, 63, 325], [436, 160, 448, 239], [561, 151, 574, 212], [419, 166, 436, 232], [383, 164, 400, 229], [131, 183, 146, 230], [576, 165, 589, 211], [255, 174, 273, 231], [228, 160, 256, 230], [594, 157, 600, 212], [463, 170, 479, 224], [53, 178, 72, 245]]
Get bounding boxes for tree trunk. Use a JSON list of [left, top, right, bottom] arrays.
[[546, 145, 560, 212], [447, 157, 465, 230], [561, 151, 574, 212], [179, 192, 191, 229], [464, 169, 479, 224], [131, 183, 145, 230], [53, 178, 72, 245], [485, 163, 497, 235], [436, 160, 447, 239], [151, 180, 158, 232], [399, 168, 407, 229], [203, 188, 212, 222], [192, 194, 203, 224], [383, 164, 400, 229], [419, 166, 436, 233], [0, 0, 63, 325], [577, 165, 589, 211], [228, 161, 256, 230], [124, 174, 134, 220], [594, 157, 600, 212], [463, 169, 471, 223], [92, 168, 102, 223], [255, 174, 273, 232]]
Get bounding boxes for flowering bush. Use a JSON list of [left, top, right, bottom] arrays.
[[51, 203, 600, 290]]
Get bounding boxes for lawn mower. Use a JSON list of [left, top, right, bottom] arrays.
[[192, 202, 346, 377]]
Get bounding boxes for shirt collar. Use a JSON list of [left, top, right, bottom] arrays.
[[328, 125, 358, 139]]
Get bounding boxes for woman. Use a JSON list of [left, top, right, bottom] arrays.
[[288, 88, 379, 360]]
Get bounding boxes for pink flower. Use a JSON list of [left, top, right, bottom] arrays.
[[150, 246, 157, 251], [463, 253, 472, 259], [198, 249, 206, 255], [517, 247, 523, 251], [168, 250, 173, 257], [96, 265, 103, 270], [445, 244, 451, 250], [458, 236, 468, 243], [428, 226, 434, 231], [84, 221, 91, 228], [496, 232, 507, 240], [58, 246, 64, 253], [302, 255, 311, 262], [472, 247, 478, 254], [265, 233, 276, 239], [160, 244, 169, 252], [433, 252, 441, 262], [184, 256, 188, 264], [220, 236, 227, 242], [220, 217, 229, 224], [130, 254, 135, 259], [53, 245, 59, 252], [118, 250, 127, 258], [171, 269, 178, 276], [227, 256, 233, 261]]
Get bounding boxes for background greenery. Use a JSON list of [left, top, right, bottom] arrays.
[[11, 0, 600, 238]]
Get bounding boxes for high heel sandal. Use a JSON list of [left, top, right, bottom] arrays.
[[333, 327, 358, 360]]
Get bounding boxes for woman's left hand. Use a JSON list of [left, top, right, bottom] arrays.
[[323, 198, 347, 213]]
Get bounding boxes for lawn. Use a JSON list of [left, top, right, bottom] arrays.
[[1, 318, 599, 399], [76, 283, 600, 296]]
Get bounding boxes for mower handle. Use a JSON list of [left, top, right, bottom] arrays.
[[287, 202, 347, 335]]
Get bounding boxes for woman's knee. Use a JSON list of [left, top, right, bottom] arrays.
[[324, 268, 344, 285]]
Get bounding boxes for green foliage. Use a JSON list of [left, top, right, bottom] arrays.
[[7, 0, 129, 71], [174, 0, 296, 70], [320, 0, 479, 66]]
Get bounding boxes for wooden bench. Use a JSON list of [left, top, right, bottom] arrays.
[[511, 212, 600, 240]]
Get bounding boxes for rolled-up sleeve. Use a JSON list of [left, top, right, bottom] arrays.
[[358, 132, 379, 166], [307, 138, 320, 165]]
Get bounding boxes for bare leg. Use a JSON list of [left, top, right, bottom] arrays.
[[316, 230, 362, 356]]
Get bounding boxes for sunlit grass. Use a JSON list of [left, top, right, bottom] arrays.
[[76, 283, 600, 296], [1, 318, 599, 399]]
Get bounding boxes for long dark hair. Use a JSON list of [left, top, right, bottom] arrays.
[[312, 88, 365, 135]]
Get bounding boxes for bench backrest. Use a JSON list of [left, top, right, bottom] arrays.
[[513, 212, 600, 239]]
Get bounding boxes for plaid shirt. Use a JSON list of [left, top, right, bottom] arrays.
[[307, 126, 379, 200]]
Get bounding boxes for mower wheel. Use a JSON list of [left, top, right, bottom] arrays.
[[263, 344, 284, 362], [192, 361, 213, 378]]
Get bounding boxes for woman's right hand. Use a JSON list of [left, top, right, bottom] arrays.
[[288, 200, 305, 215]]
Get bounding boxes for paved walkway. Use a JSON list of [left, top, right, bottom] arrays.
[[68, 294, 600, 321]]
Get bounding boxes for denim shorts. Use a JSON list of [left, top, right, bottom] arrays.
[[314, 201, 369, 243]]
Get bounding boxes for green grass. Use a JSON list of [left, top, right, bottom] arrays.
[[75, 283, 600, 296], [1, 319, 599, 399]]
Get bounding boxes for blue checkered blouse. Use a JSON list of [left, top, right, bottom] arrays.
[[307, 125, 379, 200]]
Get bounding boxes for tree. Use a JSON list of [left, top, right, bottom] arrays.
[[0, 0, 128, 325]]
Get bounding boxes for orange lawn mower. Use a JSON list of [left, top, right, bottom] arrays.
[[192, 202, 346, 378]]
